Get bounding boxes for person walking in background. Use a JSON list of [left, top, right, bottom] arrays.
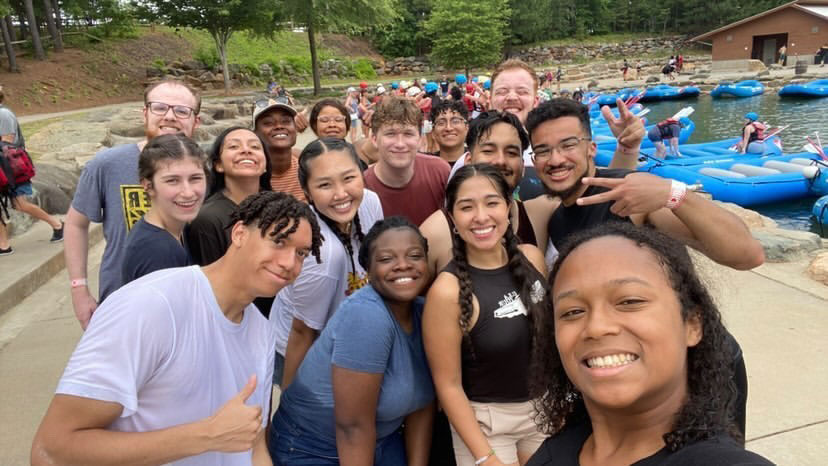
[[778, 45, 787, 66], [621, 59, 630, 81], [0, 86, 64, 256]]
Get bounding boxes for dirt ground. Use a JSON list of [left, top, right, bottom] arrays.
[[0, 31, 194, 116]]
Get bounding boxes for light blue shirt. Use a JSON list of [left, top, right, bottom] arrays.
[[276, 285, 434, 444]]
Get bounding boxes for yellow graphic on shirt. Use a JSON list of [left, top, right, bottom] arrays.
[[346, 271, 369, 296], [120, 185, 151, 231]]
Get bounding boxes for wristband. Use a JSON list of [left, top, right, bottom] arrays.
[[666, 180, 688, 210], [475, 449, 496, 465], [70, 278, 88, 288]]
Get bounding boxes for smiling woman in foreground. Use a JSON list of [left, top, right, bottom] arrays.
[[528, 222, 772, 466]]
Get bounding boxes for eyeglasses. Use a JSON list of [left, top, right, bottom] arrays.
[[532, 136, 591, 162], [318, 115, 346, 124], [146, 102, 196, 119], [434, 117, 467, 128]]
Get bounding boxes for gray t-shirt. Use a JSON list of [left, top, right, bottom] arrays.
[[0, 105, 22, 146], [71, 143, 145, 301]]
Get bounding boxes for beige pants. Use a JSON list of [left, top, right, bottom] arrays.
[[450, 400, 548, 465]]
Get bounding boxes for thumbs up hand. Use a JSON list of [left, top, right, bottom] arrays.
[[205, 374, 264, 453]]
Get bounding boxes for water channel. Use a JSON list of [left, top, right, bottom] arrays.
[[640, 93, 828, 237]]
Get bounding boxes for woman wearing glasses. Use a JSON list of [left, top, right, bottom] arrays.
[[309, 99, 370, 170]]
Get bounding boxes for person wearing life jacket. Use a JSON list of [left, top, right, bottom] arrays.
[[739, 112, 767, 154], [647, 118, 682, 158]]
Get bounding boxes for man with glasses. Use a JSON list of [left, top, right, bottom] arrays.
[[526, 98, 764, 271], [64, 79, 201, 329], [429, 100, 469, 167], [253, 97, 306, 202]]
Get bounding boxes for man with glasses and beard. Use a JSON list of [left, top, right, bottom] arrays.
[[64, 79, 201, 330]]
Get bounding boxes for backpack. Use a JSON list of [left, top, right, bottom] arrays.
[[0, 132, 35, 222]]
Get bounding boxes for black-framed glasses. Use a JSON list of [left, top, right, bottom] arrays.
[[146, 101, 196, 119], [532, 136, 591, 162]]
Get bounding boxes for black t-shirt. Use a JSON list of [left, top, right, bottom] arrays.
[[517, 165, 546, 201], [548, 168, 634, 248], [185, 190, 276, 317], [528, 417, 773, 466], [122, 217, 192, 286], [186, 191, 237, 266]]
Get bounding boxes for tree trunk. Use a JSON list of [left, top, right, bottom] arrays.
[[307, 2, 320, 96], [214, 32, 231, 95], [23, 0, 45, 60], [0, 17, 18, 72], [17, 14, 27, 40], [53, 0, 62, 33], [5, 16, 16, 42], [42, 0, 62, 52]]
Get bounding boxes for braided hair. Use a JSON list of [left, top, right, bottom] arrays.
[[446, 163, 549, 348], [297, 138, 366, 272], [229, 191, 323, 264], [531, 221, 741, 449]]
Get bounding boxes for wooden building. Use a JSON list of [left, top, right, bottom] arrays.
[[692, 0, 828, 70]]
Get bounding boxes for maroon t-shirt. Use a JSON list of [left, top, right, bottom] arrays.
[[364, 153, 450, 226]]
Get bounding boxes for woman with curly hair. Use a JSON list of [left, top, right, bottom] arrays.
[[269, 217, 435, 464], [528, 222, 771, 465], [270, 137, 383, 388], [424, 163, 549, 466]]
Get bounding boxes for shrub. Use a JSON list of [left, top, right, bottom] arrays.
[[194, 46, 220, 69], [350, 58, 377, 79]]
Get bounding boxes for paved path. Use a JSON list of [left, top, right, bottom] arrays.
[[1, 221, 827, 463]]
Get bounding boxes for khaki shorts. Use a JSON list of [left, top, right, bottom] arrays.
[[450, 400, 548, 465]]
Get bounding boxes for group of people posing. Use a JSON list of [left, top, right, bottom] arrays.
[[30, 58, 774, 466]]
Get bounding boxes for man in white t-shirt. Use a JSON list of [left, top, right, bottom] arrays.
[[31, 192, 323, 466]]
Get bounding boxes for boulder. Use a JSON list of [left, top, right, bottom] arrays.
[[108, 119, 146, 138], [646, 76, 660, 83], [807, 251, 828, 285], [717, 202, 777, 229], [30, 162, 79, 212], [746, 59, 767, 73], [181, 60, 207, 71], [146, 67, 163, 78], [212, 106, 238, 120], [752, 228, 823, 262], [101, 130, 142, 148]]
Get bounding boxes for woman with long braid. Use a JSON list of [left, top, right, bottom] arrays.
[[423, 164, 549, 466], [270, 137, 383, 388]]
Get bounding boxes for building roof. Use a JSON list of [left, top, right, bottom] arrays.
[[691, 0, 828, 41]]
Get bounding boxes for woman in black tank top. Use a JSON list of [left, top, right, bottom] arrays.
[[423, 164, 550, 466]]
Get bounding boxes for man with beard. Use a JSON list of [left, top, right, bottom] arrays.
[[253, 97, 305, 202], [64, 80, 201, 329], [526, 98, 764, 271], [451, 59, 645, 201], [429, 100, 469, 168]]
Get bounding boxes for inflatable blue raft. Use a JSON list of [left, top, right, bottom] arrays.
[[710, 80, 765, 98], [639, 85, 701, 102], [814, 195, 828, 229], [778, 79, 828, 98]]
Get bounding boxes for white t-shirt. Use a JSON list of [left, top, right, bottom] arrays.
[[56, 266, 274, 466], [270, 189, 383, 356]]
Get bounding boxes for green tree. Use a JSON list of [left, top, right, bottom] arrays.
[[135, 0, 275, 94], [275, 0, 398, 95], [424, 0, 510, 76]]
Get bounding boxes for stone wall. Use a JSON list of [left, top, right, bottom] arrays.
[[513, 36, 693, 65]]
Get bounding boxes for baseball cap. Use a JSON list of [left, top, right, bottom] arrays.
[[253, 97, 297, 126]]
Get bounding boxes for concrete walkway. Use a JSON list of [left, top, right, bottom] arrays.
[[0, 222, 826, 464]]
